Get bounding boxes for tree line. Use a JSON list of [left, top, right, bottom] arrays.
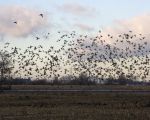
[[1, 31, 150, 85]]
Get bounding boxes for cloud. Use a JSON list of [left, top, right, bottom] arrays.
[[95, 13, 149, 46], [75, 13, 150, 59], [74, 23, 95, 31], [104, 13, 150, 40], [95, 13, 150, 59], [0, 5, 49, 38], [58, 3, 96, 17]]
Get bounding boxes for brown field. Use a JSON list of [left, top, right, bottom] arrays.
[[0, 91, 150, 120], [10, 84, 150, 91]]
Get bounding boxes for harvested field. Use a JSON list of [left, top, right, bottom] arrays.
[[0, 92, 150, 120]]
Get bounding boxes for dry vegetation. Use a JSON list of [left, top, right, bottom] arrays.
[[0, 92, 150, 120], [10, 85, 150, 90]]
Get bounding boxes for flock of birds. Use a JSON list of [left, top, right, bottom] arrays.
[[0, 13, 150, 81], [59, 31, 150, 81]]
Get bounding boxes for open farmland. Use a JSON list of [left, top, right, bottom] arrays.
[[10, 85, 150, 91], [1, 0, 150, 120], [0, 92, 150, 120]]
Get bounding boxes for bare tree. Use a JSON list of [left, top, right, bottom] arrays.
[[0, 50, 13, 82]]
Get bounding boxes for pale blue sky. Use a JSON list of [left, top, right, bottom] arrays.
[[0, 0, 150, 79], [0, 0, 150, 47], [1, 0, 150, 27]]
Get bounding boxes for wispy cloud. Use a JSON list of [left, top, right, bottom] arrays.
[[74, 23, 95, 31], [105, 13, 150, 36], [0, 5, 49, 38], [102, 13, 150, 44], [58, 3, 96, 17], [75, 13, 150, 60]]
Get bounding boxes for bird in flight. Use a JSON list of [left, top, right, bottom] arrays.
[[36, 37, 40, 40], [39, 14, 43, 18], [13, 21, 17, 24]]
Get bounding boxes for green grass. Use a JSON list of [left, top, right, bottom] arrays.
[[0, 92, 150, 120]]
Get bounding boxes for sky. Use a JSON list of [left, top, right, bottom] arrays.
[[0, 0, 150, 47], [0, 0, 150, 80]]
